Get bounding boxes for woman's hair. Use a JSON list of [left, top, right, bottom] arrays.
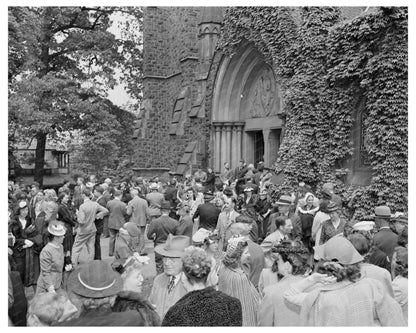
[[397, 227, 408, 247], [315, 260, 362, 283], [271, 252, 309, 276], [222, 241, 248, 269], [57, 192, 68, 204], [394, 247, 408, 278], [271, 242, 310, 275], [182, 246, 212, 284], [112, 291, 161, 326]]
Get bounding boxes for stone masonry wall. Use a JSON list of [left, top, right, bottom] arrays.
[[133, 7, 212, 173]]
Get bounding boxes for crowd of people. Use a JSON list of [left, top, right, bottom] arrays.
[[7, 159, 408, 326]]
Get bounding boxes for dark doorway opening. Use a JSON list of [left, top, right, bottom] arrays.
[[253, 131, 264, 166]]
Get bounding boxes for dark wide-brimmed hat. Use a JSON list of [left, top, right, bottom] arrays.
[[154, 234, 191, 258], [223, 187, 233, 197], [68, 260, 123, 298]]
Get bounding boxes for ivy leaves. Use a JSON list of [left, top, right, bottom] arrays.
[[218, 6, 407, 214]]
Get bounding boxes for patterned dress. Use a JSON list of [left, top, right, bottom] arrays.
[[218, 265, 261, 326]]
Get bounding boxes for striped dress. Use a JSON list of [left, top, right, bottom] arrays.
[[218, 265, 261, 326]]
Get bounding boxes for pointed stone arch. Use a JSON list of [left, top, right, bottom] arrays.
[[211, 42, 285, 171]]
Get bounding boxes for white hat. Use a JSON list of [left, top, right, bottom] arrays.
[[149, 183, 159, 190], [353, 221, 375, 232], [104, 178, 112, 184], [192, 228, 212, 244], [47, 222, 66, 237]]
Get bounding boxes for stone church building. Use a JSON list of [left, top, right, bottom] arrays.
[[133, 7, 372, 184]]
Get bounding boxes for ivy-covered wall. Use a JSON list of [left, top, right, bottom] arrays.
[[217, 7, 408, 215]]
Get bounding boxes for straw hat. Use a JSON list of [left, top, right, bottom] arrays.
[[47, 222, 66, 237]]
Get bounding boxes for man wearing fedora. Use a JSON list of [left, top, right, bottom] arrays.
[[215, 196, 240, 251], [147, 201, 180, 274], [126, 188, 149, 256], [149, 234, 190, 320], [64, 260, 150, 326], [267, 195, 301, 239], [369, 205, 398, 274]]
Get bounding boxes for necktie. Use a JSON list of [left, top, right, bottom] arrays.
[[167, 276, 176, 294]]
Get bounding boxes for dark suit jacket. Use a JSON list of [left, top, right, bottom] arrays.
[[370, 227, 398, 273], [106, 199, 127, 230], [146, 215, 179, 245], [193, 203, 220, 231], [95, 196, 109, 234]]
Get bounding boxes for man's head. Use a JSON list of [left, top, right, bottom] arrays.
[[229, 215, 253, 238], [81, 188, 92, 199], [94, 185, 104, 198], [275, 217, 293, 235], [374, 205, 392, 228], [130, 188, 139, 197], [76, 177, 84, 186], [224, 162, 230, 169], [238, 159, 245, 168], [154, 235, 191, 276], [177, 202, 190, 217], [223, 196, 236, 212], [89, 175, 97, 184]]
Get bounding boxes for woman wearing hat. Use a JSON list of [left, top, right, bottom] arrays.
[[217, 236, 261, 326], [284, 236, 405, 326], [318, 201, 348, 246], [9, 201, 42, 289], [162, 246, 242, 326], [114, 222, 140, 262], [36, 222, 72, 295]]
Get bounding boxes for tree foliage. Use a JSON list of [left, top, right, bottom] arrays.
[[218, 7, 408, 215], [8, 6, 143, 185]]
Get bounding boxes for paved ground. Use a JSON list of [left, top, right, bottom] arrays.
[[25, 236, 158, 302]]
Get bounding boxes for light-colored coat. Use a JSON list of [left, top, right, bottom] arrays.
[[215, 210, 240, 251], [36, 243, 64, 294], [260, 230, 285, 268], [258, 275, 304, 326], [284, 277, 406, 326], [127, 196, 149, 227], [148, 272, 187, 320], [392, 275, 408, 324]]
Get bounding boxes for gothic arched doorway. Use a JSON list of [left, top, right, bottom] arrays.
[[211, 43, 285, 171]]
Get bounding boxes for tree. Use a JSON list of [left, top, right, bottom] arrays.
[[8, 6, 143, 186]]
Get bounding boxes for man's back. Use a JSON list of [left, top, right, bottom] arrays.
[[127, 196, 148, 227], [193, 203, 220, 231], [107, 199, 127, 230], [77, 200, 100, 234], [373, 228, 398, 260], [147, 215, 179, 245]]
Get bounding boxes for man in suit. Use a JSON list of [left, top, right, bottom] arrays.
[[147, 201, 180, 274], [106, 189, 127, 257], [227, 215, 265, 289], [72, 189, 108, 267], [73, 177, 86, 210], [261, 216, 295, 267], [369, 205, 398, 274], [232, 159, 248, 196], [126, 188, 149, 255], [192, 192, 221, 232], [215, 196, 240, 252], [149, 234, 190, 320], [93, 185, 109, 260]]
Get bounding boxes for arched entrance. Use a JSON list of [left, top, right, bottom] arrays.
[[211, 43, 285, 171]]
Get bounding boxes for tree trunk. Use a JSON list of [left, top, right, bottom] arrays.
[[34, 132, 47, 187]]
